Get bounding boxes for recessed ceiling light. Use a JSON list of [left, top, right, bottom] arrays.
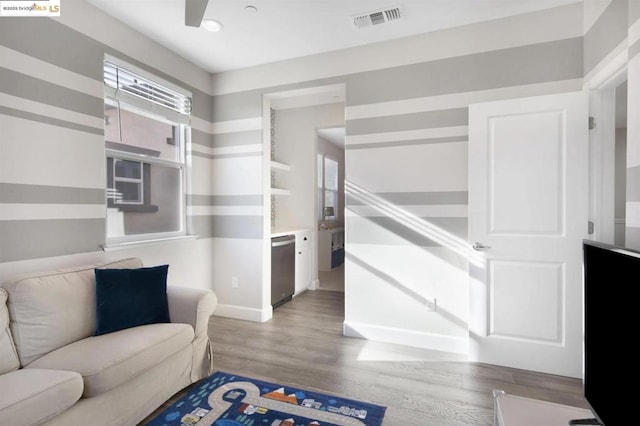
[[245, 5, 257, 14], [201, 19, 224, 32]]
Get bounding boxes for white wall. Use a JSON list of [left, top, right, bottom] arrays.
[[210, 238, 265, 320], [0, 238, 215, 291], [273, 103, 345, 231]]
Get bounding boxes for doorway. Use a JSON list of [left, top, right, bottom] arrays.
[[588, 67, 628, 247], [317, 127, 345, 292], [262, 84, 346, 319]]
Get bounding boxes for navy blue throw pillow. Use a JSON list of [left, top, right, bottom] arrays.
[[94, 265, 170, 336]]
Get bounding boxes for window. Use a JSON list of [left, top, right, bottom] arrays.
[[318, 155, 338, 221], [103, 57, 192, 243]]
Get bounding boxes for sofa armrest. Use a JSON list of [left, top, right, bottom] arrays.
[[166, 286, 217, 339]]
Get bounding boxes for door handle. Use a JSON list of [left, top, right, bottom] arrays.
[[472, 242, 491, 251]]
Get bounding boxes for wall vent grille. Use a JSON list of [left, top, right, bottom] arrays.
[[353, 6, 402, 28]]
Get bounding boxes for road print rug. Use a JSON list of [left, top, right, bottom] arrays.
[[146, 371, 386, 426]]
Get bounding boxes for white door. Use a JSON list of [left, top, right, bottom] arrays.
[[468, 92, 589, 378]]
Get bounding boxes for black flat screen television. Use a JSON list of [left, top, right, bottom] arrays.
[[582, 240, 640, 426]]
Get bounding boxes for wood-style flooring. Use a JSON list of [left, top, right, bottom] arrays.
[[318, 264, 345, 292], [144, 290, 587, 425]]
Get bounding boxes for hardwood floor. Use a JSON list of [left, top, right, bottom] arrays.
[[143, 290, 587, 425], [318, 264, 344, 292], [208, 290, 586, 425]]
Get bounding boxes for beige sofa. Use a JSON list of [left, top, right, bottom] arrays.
[[0, 258, 217, 426]]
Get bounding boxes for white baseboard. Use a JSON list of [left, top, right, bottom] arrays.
[[294, 286, 308, 297], [214, 303, 272, 322], [343, 321, 468, 355], [309, 279, 320, 290]]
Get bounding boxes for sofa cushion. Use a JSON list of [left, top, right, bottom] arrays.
[[0, 368, 83, 426], [26, 322, 194, 397], [94, 265, 170, 336], [0, 289, 20, 374], [1, 258, 143, 366]]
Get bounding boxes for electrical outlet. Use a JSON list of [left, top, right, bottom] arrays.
[[425, 298, 437, 311], [232, 276, 238, 288]]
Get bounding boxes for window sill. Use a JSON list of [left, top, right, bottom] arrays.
[[102, 234, 198, 252], [109, 204, 159, 213]]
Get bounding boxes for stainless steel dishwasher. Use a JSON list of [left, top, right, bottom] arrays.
[[271, 235, 296, 309]]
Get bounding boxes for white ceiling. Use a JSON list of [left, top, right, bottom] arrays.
[[87, 0, 581, 74], [318, 127, 346, 148]]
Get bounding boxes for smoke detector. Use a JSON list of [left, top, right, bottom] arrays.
[[353, 6, 402, 29]]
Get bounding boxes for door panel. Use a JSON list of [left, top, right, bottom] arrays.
[[490, 260, 563, 343], [469, 91, 588, 378], [490, 111, 563, 235]]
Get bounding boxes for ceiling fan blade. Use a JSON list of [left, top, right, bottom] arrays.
[[185, 0, 209, 27]]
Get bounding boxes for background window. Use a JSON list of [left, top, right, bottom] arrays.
[[113, 160, 143, 204], [318, 155, 338, 221]]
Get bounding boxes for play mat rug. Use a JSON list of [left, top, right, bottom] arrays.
[[146, 371, 386, 426]]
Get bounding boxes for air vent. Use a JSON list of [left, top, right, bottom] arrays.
[[353, 6, 402, 29]]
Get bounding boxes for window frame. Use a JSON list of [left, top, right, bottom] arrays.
[[318, 154, 339, 221], [103, 56, 192, 246]]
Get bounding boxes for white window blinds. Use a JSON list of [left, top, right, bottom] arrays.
[[104, 60, 191, 124]]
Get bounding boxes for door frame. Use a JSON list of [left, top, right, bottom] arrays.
[[468, 91, 589, 377], [585, 52, 628, 245], [261, 84, 347, 318]]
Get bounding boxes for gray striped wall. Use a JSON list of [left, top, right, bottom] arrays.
[[210, 35, 585, 252], [3, 3, 639, 331], [345, 42, 581, 251], [201, 119, 263, 239], [632, 0, 640, 26], [346, 38, 582, 106], [584, 0, 629, 76], [0, 18, 212, 122], [205, 5, 587, 338], [0, 17, 223, 262]]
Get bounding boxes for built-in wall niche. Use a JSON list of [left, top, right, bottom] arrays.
[[270, 107, 290, 196], [266, 88, 345, 234]]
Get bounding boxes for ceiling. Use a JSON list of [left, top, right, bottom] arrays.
[[87, 0, 581, 74], [318, 127, 346, 148]]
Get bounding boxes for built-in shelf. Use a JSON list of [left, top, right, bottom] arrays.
[[270, 160, 291, 171], [271, 188, 291, 196], [270, 162, 290, 196]]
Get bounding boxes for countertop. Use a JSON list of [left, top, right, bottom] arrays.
[[271, 228, 311, 238], [318, 227, 344, 233]]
